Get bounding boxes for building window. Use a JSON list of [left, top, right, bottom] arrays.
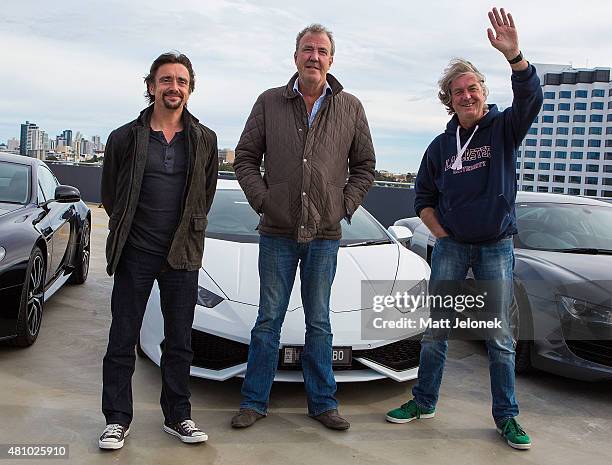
[[537, 186, 549, 193], [609, 101, 612, 110], [555, 151, 567, 159], [591, 102, 605, 110], [541, 139, 553, 147], [542, 115, 554, 123], [572, 127, 585, 135], [570, 152, 583, 159], [543, 103, 555, 111], [542, 127, 553, 135], [589, 127, 603, 135], [574, 102, 587, 111], [528, 127, 537, 135], [605, 165, 612, 173], [587, 152, 600, 160], [555, 127, 568, 135], [554, 163, 566, 171], [538, 162, 550, 170], [524, 162, 535, 170], [544, 91, 556, 99], [555, 139, 568, 147], [524, 173, 534, 181], [575, 90, 588, 98], [608, 114, 612, 122], [558, 103, 570, 111], [586, 164, 599, 172], [533, 116, 539, 123], [571, 139, 584, 147], [516, 162, 521, 169], [585, 177, 598, 185], [568, 176, 580, 184], [606, 153, 612, 161], [557, 115, 570, 123], [604, 191, 612, 198], [569, 164, 582, 172], [559, 91, 571, 98], [526, 139, 537, 146], [588, 139, 601, 147], [606, 127, 612, 135], [552, 187, 564, 194], [584, 189, 597, 196], [516, 173, 520, 180], [606, 140, 612, 147], [554, 175, 566, 183], [540, 151, 552, 158], [603, 178, 612, 186], [590, 114, 603, 122], [524, 150, 536, 158], [568, 188, 580, 195], [592, 89, 605, 97], [538, 174, 550, 182], [523, 185, 534, 192], [573, 115, 587, 123]]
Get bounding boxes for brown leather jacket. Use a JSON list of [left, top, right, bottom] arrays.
[[234, 73, 375, 242]]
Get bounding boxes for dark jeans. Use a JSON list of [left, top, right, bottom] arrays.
[[102, 243, 198, 427], [240, 235, 340, 416]]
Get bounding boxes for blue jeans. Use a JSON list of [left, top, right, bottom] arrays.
[[412, 237, 518, 425], [240, 235, 340, 416]]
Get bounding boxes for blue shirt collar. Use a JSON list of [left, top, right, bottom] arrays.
[[293, 78, 332, 98]]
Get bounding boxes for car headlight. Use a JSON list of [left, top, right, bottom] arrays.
[[559, 296, 612, 325], [197, 286, 224, 308], [0, 246, 5, 262]]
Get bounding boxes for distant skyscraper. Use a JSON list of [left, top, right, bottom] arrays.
[[19, 121, 38, 156], [517, 64, 612, 199], [7, 138, 20, 152], [62, 129, 73, 148]]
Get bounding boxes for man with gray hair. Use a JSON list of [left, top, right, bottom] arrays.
[[231, 23, 375, 430], [385, 8, 542, 450]]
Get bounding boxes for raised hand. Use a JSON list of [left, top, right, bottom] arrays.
[[487, 7, 520, 60]]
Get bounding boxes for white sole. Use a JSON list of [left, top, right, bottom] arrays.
[[163, 425, 208, 443], [385, 412, 435, 424], [496, 427, 531, 450], [99, 428, 130, 450]]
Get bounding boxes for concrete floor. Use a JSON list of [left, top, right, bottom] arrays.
[[1, 205, 611, 465]]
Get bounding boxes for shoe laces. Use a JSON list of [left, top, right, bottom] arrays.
[[180, 419, 199, 434], [103, 424, 124, 439], [502, 418, 526, 437]]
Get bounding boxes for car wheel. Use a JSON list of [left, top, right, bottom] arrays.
[[511, 286, 534, 374], [68, 218, 90, 285], [12, 247, 46, 347]]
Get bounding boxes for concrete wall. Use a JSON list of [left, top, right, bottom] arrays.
[[44, 163, 417, 226]]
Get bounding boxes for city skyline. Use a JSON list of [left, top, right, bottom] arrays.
[[2, 0, 612, 172]]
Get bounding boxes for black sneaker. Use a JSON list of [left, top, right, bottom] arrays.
[[163, 419, 208, 443], [99, 424, 130, 450]]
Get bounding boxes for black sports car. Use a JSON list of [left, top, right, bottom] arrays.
[[0, 153, 91, 346], [395, 192, 612, 381]]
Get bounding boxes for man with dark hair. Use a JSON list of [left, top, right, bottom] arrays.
[[230, 24, 375, 431], [385, 8, 542, 450], [99, 52, 218, 449]]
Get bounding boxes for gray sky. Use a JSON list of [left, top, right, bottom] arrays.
[[2, 0, 611, 172]]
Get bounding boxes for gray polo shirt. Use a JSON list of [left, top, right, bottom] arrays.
[[127, 129, 188, 256]]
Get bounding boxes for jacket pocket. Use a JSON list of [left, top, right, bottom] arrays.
[[261, 182, 292, 229], [324, 182, 346, 226], [191, 215, 208, 232], [444, 194, 511, 243]]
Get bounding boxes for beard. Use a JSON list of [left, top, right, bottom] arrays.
[[162, 92, 183, 110]]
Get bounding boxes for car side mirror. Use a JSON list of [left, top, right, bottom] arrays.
[[388, 225, 413, 246], [54, 185, 81, 203]]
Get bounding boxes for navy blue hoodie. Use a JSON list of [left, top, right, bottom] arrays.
[[414, 64, 543, 244]]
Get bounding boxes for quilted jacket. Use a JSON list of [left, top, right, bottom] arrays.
[[234, 72, 376, 242]]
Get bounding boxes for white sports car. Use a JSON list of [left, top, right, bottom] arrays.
[[139, 179, 430, 382]]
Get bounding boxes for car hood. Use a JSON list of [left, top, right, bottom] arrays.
[[203, 239, 400, 312], [517, 248, 612, 282], [0, 202, 25, 217]]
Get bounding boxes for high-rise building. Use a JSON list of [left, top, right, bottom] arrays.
[[7, 138, 20, 152], [218, 148, 235, 164], [19, 121, 38, 156], [62, 129, 73, 148], [91, 135, 101, 151], [517, 64, 612, 199]]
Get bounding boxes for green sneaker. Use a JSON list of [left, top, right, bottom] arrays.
[[385, 399, 435, 424], [497, 417, 531, 450]]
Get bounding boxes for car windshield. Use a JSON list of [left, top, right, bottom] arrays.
[[206, 188, 391, 246], [0, 161, 30, 204], [514, 202, 612, 252]]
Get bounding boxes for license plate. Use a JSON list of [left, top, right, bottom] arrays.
[[281, 346, 352, 367]]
